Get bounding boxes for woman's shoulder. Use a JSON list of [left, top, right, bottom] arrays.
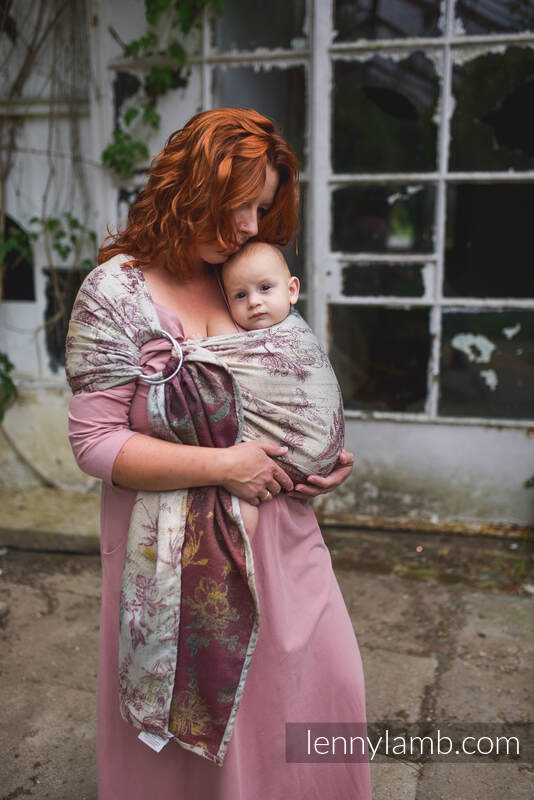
[[78, 254, 148, 306], [83, 253, 139, 287]]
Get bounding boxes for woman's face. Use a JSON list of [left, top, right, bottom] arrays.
[[197, 164, 280, 265]]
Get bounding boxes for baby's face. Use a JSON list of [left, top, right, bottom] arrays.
[[223, 247, 299, 330]]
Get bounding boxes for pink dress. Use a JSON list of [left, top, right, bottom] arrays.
[[68, 303, 371, 800]]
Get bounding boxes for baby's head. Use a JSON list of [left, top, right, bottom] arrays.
[[222, 242, 300, 330]]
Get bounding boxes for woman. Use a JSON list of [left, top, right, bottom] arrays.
[[67, 108, 371, 799]]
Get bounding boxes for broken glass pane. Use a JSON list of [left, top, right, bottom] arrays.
[[329, 305, 431, 412], [212, 0, 306, 51], [445, 184, 534, 299], [212, 66, 306, 166], [440, 310, 534, 419], [450, 47, 534, 171], [334, 0, 442, 41], [333, 53, 439, 173], [455, 0, 534, 35], [332, 184, 435, 253], [342, 263, 428, 297]]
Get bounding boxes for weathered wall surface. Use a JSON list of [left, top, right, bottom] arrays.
[[1, 387, 94, 490], [315, 420, 534, 531]]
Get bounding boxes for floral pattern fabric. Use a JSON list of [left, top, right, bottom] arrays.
[[65, 254, 344, 765]]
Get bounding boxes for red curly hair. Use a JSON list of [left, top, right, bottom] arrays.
[[99, 108, 300, 275]]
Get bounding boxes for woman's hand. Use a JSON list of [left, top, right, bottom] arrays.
[[221, 441, 294, 505], [287, 448, 355, 500]]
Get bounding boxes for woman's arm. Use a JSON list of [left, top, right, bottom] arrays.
[[69, 385, 293, 503], [112, 433, 294, 502]]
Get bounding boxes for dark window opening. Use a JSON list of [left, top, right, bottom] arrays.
[[1, 216, 35, 301], [113, 71, 142, 128], [342, 263, 426, 297], [334, 0, 442, 41], [445, 183, 534, 299], [450, 47, 534, 172], [43, 267, 89, 372], [333, 54, 439, 173], [213, 0, 306, 51], [333, 184, 435, 253], [456, 0, 534, 35], [329, 305, 431, 412]]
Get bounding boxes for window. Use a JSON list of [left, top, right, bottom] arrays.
[[321, 0, 534, 425], [1, 215, 35, 301]]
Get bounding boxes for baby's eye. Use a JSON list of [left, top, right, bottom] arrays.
[[234, 291, 247, 300], [260, 284, 271, 292]]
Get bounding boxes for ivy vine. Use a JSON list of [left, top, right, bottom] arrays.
[[102, 0, 224, 180], [0, 352, 17, 423], [29, 213, 98, 271]]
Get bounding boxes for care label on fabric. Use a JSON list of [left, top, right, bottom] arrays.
[[138, 730, 172, 752]]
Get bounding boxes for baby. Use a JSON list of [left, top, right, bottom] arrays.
[[208, 241, 300, 335], [207, 241, 301, 540], [221, 241, 300, 331]]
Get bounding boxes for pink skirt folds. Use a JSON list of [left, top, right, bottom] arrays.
[[68, 304, 371, 800]]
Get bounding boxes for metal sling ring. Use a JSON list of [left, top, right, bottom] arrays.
[[138, 329, 184, 385]]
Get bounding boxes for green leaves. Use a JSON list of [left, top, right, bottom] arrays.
[[29, 214, 98, 267], [102, 129, 150, 180], [0, 226, 35, 265], [146, 0, 173, 26], [146, 67, 173, 97], [0, 352, 17, 423], [124, 30, 158, 58], [168, 39, 186, 62], [103, 0, 225, 180]]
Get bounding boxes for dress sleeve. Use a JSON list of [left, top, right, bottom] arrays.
[[68, 383, 139, 485]]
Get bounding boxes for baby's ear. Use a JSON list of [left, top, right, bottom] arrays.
[[288, 276, 300, 305]]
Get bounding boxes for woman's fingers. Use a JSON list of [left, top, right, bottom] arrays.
[[254, 442, 294, 491], [288, 485, 323, 498], [222, 440, 295, 499], [338, 448, 355, 466], [288, 460, 354, 499]]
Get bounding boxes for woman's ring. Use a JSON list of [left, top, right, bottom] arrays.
[[261, 490, 272, 502]]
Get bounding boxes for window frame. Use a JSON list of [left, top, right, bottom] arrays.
[[128, 0, 534, 429]]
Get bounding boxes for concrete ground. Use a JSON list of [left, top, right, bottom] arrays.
[[0, 488, 533, 799]]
